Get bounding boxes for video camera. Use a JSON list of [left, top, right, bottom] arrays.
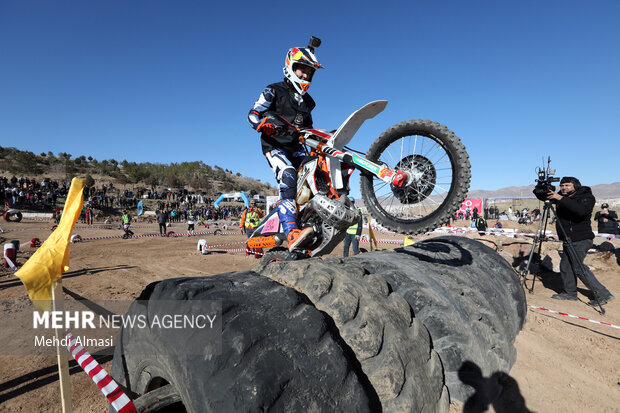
[[532, 156, 560, 201], [307, 36, 321, 52]]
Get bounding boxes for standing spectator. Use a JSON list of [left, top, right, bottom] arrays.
[[343, 197, 363, 257], [85, 207, 93, 225], [475, 215, 488, 235], [156, 209, 168, 235], [239, 200, 264, 238], [187, 214, 195, 234], [594, 203, 619, 235]]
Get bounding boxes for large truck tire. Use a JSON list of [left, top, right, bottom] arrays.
[[111, 272, 379, 412], [255, 257, 449, 413], [347, 236, 526, 402], [420, 236, 527, 336], [3, 210, 22, 222]]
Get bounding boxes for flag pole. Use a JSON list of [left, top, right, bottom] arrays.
[[52, 280, 73, 413], [367, 219, 378, 251]]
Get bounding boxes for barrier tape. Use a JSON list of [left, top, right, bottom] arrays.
[[65, 331, 136, 413], [527, 304, 620, 330], [6, 221, 618, 253], [76, 229, 244, 242], [69, 224, 156, 230], [369, 224, 620, 239], [171, 230, 240, 238], [0, 227, 40, 233], [207, 241, 247, 248], [8, 215, 620, 239], [376, 238, 404, 244]]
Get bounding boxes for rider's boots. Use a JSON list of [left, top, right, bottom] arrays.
[[277, 199, 314, 251]]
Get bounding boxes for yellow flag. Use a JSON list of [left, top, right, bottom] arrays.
[[16, 177, 84, 312]]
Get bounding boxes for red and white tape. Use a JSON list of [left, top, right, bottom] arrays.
[[0, 227, 41, 233], [207, 241, 247, 248], [376, 238, 404, 245], [65, 331, 136, 413], [78, 229, 243, 242], [527, 304, 620, 330]]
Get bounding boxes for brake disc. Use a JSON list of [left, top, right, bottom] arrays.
[[391, 154, 437, 203]]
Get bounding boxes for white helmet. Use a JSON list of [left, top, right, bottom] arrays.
[[283, 47, 323, 95]]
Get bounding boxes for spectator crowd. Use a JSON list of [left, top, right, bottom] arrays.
[[2, 176, 64, 209], [2, 175, 250, 225]]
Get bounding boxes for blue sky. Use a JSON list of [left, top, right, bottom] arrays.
[[1, 1, 618, 197]]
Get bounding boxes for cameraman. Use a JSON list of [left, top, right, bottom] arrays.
[[547, 177, 614, 305]]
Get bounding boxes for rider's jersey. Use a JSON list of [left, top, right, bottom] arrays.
[[122, 214, 131, 225], [248, 80, 315, 154]]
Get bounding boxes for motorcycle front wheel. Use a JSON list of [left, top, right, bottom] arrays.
[[360, 119, 471, 234]]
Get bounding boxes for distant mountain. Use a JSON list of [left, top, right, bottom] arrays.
[[467, 182, 620, 200]]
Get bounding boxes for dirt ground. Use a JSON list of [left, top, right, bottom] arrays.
[[0, 219, 618, 412]]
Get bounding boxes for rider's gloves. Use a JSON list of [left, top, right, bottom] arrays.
[[257, 118, 277, 135]]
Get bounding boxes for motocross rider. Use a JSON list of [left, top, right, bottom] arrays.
[[248, 44, 323, 251]]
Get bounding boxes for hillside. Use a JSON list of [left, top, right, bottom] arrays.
[[0, 146, 277, 196]]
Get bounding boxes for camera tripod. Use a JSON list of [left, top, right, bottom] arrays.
[[520, 200, 606, 314]]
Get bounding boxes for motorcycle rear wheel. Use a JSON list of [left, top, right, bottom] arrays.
[[360, 119, 470, 234]]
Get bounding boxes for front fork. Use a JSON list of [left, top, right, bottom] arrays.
[[344, 152, 408, 188], [302, 136, 410, 188]]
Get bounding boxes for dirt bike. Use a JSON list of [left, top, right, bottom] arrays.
[[247, 100, 471, 261]]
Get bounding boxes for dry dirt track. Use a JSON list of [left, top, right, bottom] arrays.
[[0, 219, 619, 413]]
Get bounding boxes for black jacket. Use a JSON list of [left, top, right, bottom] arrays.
[[156, 211, 167, 224], [260, 81, 315, 154], [594, 209, 619, 234], [554, 186, 595, 241]]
